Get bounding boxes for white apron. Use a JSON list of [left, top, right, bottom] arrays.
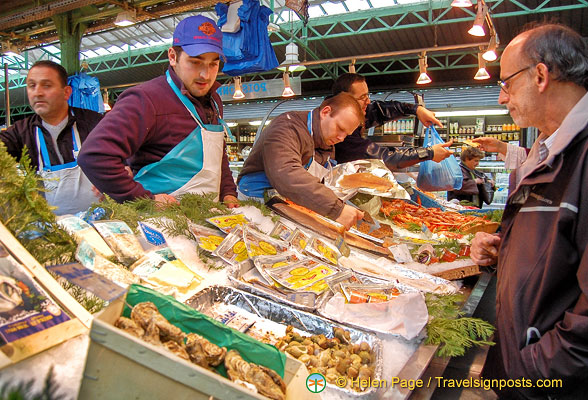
[[36, 122, 99, 215]]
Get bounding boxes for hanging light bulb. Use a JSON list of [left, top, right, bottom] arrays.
[[349, 59, 356, 73], [416, 53, 432, 85], [474, 53, 491, 80], [103, 89, 111, 111], [468, 1, 488, 37], [451, 0, 472, 7], [232, 76, 245, 99], [482, 33, 499, 61], [282, 71, 295, 97], [277, 42, 307, 72]]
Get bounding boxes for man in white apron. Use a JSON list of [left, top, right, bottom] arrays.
[[78, 16, 239, 208], [237, 93, 365, 230], [1, 60, 103, 215]]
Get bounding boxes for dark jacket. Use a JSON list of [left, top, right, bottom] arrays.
[[447, 163, 482, 208], [237, 109, 344, 220], [0, 106, 102, 169], [482, 120, 588, 399], [78, 67, 237, 203], [334, 100, 434, 169]]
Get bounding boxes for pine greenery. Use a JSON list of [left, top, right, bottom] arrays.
[[424, 293, 495, 357], [0, 144, 77, 266], [0, 366, 66, 400]]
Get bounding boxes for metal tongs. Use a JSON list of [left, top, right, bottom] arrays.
[[345, 200, 381, 234]]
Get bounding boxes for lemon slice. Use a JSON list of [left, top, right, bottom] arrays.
[[259, 241, 277, 255]]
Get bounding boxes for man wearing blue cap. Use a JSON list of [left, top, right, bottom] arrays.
[[79, 16, 239, 207]]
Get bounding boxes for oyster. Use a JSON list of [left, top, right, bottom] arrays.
[[114, 316, 144, 338], [185, 333, 227, 367], [225, 350, 286, 400], [131, 302, 185, 344], [163, 340, 190, 361]]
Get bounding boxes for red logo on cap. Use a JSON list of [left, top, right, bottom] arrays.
[[199, 22, 216, 36]]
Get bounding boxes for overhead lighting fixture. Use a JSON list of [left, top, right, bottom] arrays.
[[468, 1, 488, 37], [232, 76, 245, 100], [349, 59, 356, 73], [416, 53, 432, 85], [482, 33, 499, 61], [435, 109, 509, 117], [1, 41, 20, 57], [451, 0, 472, 7], [114, 9, 137, 27], [267, 22, 279, 32], [281, 71, 295, 97], [277, 42, 307, 72], [103, 89, 111, 112], [474, 53, 491, 80], [226, 122, 239, 128]]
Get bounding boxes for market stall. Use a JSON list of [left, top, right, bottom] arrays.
[[0, 146, 496, 399]]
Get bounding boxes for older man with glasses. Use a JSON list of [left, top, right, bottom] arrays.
[[470, 23, 588, 399]]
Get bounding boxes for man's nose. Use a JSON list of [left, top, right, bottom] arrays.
[[498, 90, 508, 105]]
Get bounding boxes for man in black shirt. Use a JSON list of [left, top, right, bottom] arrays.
[[333, 73, 453, 170]]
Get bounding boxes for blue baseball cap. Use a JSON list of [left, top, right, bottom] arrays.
[[173, 16, 224, 59]]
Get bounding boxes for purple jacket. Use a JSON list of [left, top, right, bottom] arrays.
[[78, 67, 237, 203]]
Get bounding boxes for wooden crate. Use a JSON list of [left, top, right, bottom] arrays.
[[79, 299, 315, 400], [0, 222, 91, 368]]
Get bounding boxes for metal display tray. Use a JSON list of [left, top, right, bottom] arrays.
[[185, 285, 384, 398], [228, 259, 329, 312]]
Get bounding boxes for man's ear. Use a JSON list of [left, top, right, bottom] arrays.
[[168, 47, 178, 67], [64, 85, 73, 101], [319, 105, 332, 119], [535, 63, 550, 93]]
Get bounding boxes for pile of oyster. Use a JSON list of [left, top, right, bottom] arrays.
[[115, 302, 286, 399], [275, 325, 376, 391]]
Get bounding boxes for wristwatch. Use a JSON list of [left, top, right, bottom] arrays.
[[417, 147, 431, 160]]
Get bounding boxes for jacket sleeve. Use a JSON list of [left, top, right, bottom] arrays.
[[0, 121, 27, 161], [78, 87, 156, 202], [519, 166, 588, 386], [219, 141, 237, 200], [450, 165, 479, 196], [364, 100, 418, 129], [263, 119, 344, 220]]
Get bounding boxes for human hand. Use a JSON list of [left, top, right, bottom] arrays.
[[416, 106, 443, 128], [470, 232, 501, 266], [153, 193, 179, 207], [223, 195, 240, 208], [472, 137, 507, 156], [336, 205, 364, 231], [431, 140, 454, 162], [475, 178, 485, 184]]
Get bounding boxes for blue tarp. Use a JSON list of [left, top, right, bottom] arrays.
[[216, 0, 279, 76], [68, 73, 104, 113]]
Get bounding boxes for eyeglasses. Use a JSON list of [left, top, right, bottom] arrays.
[[497, 66, 533, 94]]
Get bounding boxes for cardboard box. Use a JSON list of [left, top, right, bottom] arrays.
[[79, 298, 315, 400], [0, 222, 90, 368]]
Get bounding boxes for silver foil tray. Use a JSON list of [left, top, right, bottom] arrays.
[[185, 285, 384, 398], [228, 259, 329, 312]]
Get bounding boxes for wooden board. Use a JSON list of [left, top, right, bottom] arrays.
[[80, 299, 316, 400], [269, 202, 391, 257]]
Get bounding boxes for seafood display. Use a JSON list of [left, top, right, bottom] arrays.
[[225, 349, 287, 400], [276, 325, 376, 391], [186, 286, 384, 397]]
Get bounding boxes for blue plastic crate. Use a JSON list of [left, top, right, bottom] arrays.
[[410, 189, 446, 210]]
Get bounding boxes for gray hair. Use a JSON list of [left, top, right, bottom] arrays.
[[520, 23, 588, 89]]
